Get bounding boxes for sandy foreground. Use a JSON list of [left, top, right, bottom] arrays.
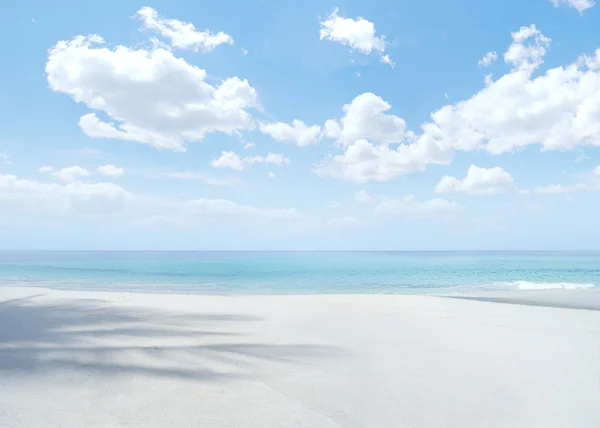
[[1, 287, 599, 428]]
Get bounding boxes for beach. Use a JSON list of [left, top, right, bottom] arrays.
[[1, 286, 599, 427]]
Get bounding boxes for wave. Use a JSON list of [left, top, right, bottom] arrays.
[[486, 281, 595, 291]]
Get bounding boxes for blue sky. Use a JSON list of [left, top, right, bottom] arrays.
[[1, 0, 600, 250]]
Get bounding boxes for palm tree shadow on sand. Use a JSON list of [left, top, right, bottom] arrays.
[[0, 293, 342, 382]]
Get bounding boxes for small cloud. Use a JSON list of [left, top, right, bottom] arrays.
[[31, 17, 37, 24], [478, 51, 498, 67], [575, 152, 590, 162], [356, 71, 361, 77], [268, 172, 275, 178], [243, 142, 255, 149], [241, 48, 248, 55], [38, 166, 55, 173], [0, 151, 11, 164], [444, 93, 449, 99], [380, 54, 395, 68], [97, 164, 124, 178], [327, 201, 341, 209]]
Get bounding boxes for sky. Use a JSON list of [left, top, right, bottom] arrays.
[[1, 0, 600, 250]]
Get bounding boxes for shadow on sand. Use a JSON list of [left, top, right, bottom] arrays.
[[0, 293, 340, 382]]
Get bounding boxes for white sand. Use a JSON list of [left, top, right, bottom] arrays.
[[1, 287, 599, 428]]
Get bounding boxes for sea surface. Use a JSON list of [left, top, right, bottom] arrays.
[[0, 251, 598, 294]]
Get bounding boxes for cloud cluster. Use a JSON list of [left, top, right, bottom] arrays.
[[259, 120, 323, 147], [550, 0, 595, 13], [0, 174, 129, 213], [435, 165, 515, 195], [210, 151, 290, 170], [315, 25, 600, 182], [46, 34, 259, 151]]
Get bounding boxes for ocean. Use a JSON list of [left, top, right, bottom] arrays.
[[0, 251, 598, 294]]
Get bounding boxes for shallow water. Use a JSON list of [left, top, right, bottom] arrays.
[[0, 251, 598, 294]]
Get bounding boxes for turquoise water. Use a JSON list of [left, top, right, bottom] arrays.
[[0, 251, 599, 294]]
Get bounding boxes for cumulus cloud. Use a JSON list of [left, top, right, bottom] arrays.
[[435, 165, 515, 195], [550, 0, 595, 13], [478, 51, 497, 67], [97, 164, 124, 178], [259, 120, 322, 147], [0, 174, 129, 213], [136, 7, 234, 52], [355, 190, 373, 203], [319, 8, 393, 67], [314, 137, 450, 183], [210, 151, 290, 170], [316, 25, 600, 182], [327, 216, 361, 227], [374, 195, 459, 217], [594, 165, 600, 176], [184, 198, 302, 219], [323, 93, 407, 146], [46, 33, 259, 151], [47, 166, 91, 183]]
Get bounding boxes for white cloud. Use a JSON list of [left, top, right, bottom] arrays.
[[268, 172, 275, 178], [550, 0, 595, 13], [46, 34, 259, 151], [355, 190, 373, 203], [380, 54, 395, 68], [503, 25, 550, 72], [241, 48, 248, 55], [533, 183, 587, 194], [97, 164, 124, 178], [243, 142, 255, 149], [0, 174, 129, 213], [594, 165, 600, 176], [435, 165, 515, 195], [319, 8, 393, 67], [314, 137, 450, 183], [38, 166, 55, 173], [154, 171, 243, 187], [184, 198, 302, 219], [374, 195, 459, 217], [31, 17, 37, 24], [327, 216, 361, 227], [0, 151, 10, 164], [316, 25, 600, 183], [50, 166, 91, 183], [136, 7, 234, 52], [478, 51, 497, 67], [323, 93, 407, 147], [259, 120, 322, 147], [423, 25, 600, 155], [210, 151, 290, 170]]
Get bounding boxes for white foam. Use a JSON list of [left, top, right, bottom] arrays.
[[489, 281, 595, 291]]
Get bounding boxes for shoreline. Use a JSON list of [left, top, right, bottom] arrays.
[[2, 284, 599, 310], [1, 286, 599, 427]]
